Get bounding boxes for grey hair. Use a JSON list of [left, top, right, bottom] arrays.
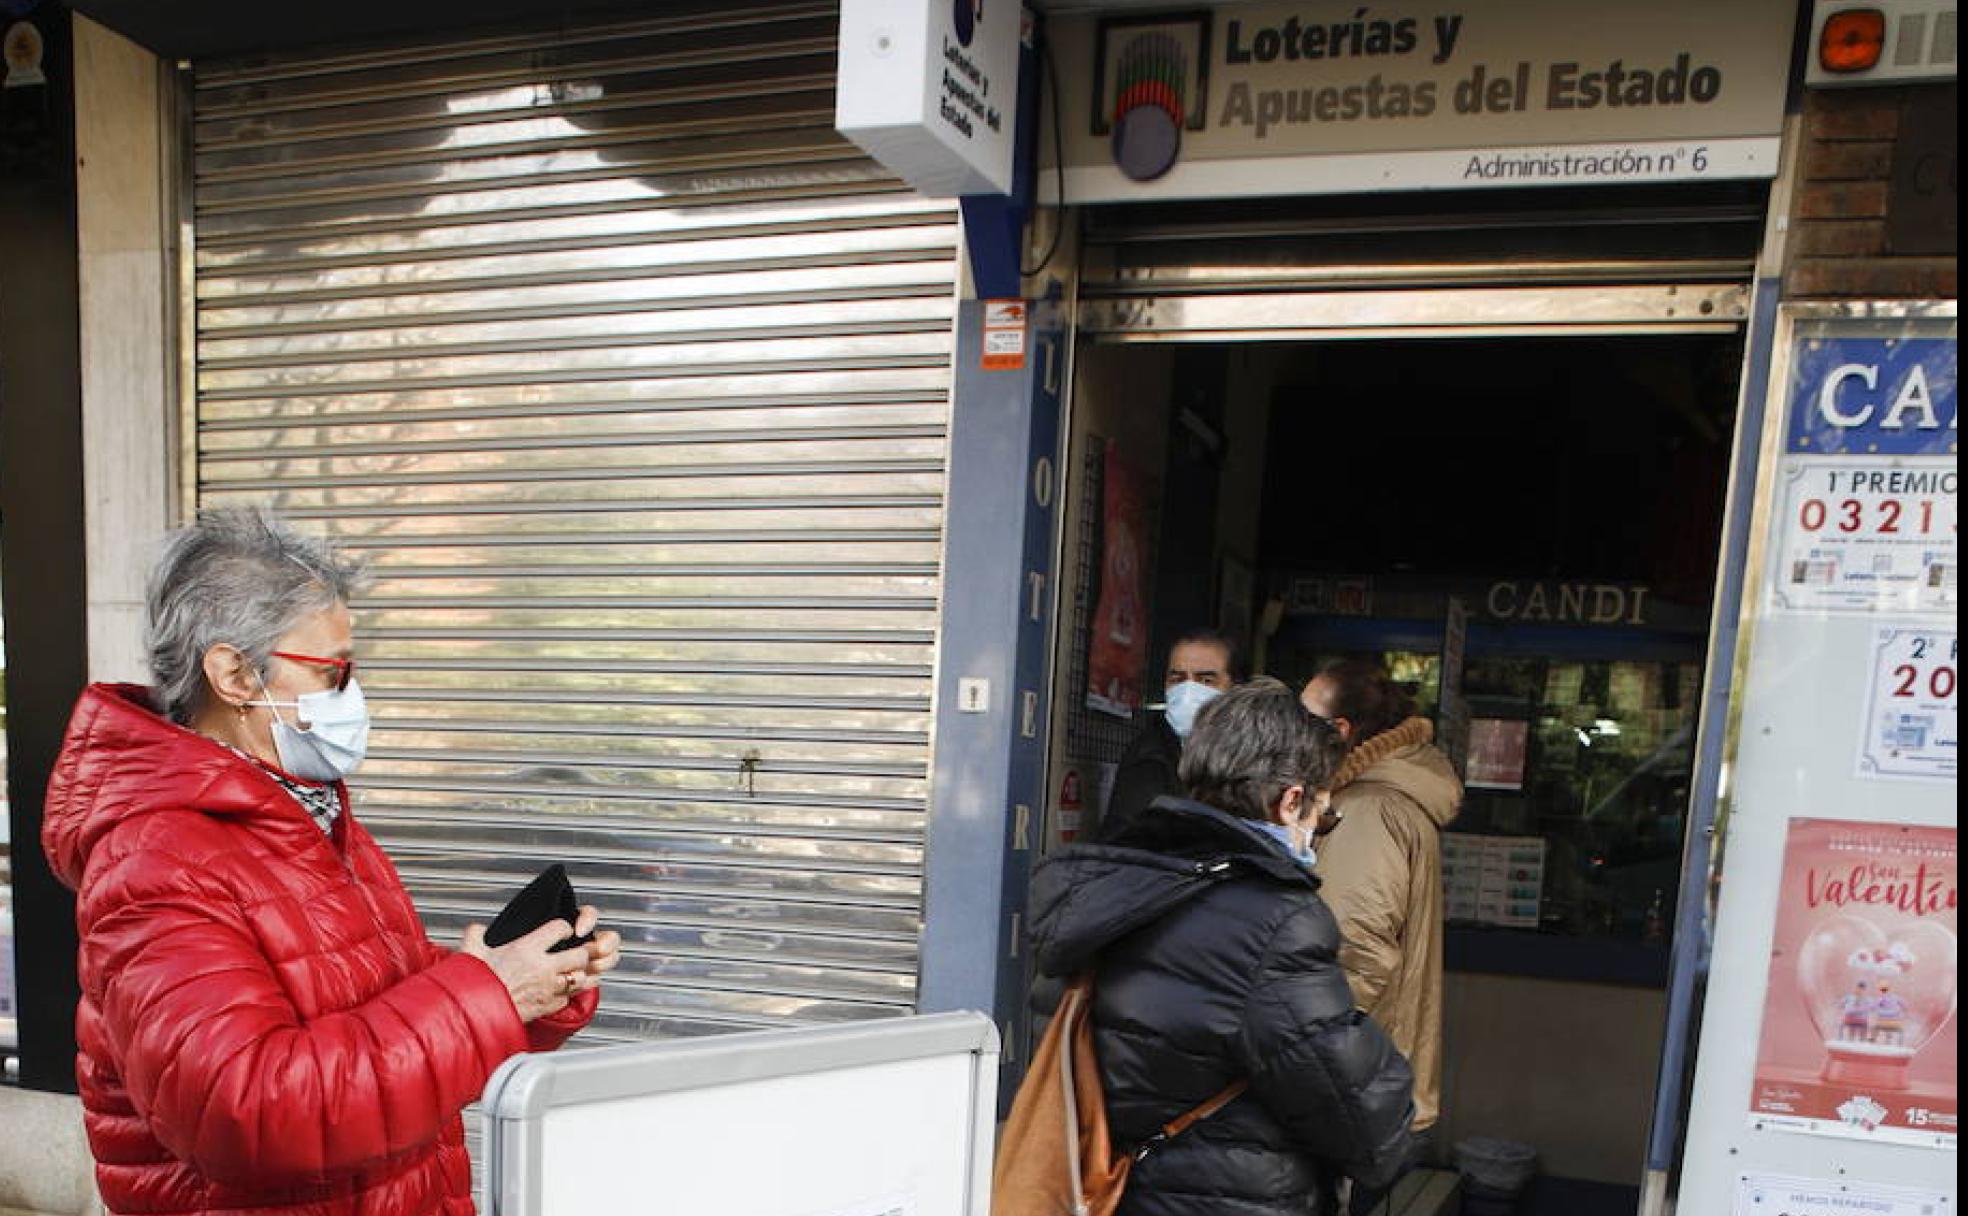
[[146, 506, 368, 723], [1178, 676, 1345, 822]]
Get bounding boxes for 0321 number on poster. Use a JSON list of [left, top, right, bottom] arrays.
[[1772, 463, 1956, 615], [1856, 628, 1957, 782]]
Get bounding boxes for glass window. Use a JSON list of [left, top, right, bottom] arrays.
[[1456, 655, 1697, 941], [1288, 643, 1698, 946]]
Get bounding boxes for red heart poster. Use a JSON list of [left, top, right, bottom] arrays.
[[1086, 445, 1148, 719], [1749, 819, 1957, 1148]]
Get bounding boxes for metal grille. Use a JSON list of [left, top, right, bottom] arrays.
[[189, 4, 959, 1042], [1063, 438, 1136, 768]]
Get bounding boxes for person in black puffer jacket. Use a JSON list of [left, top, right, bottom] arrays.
[[1028, 677, 1416, 1216]]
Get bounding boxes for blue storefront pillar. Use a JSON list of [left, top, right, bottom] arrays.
[[917, 297, 1065, 1107]]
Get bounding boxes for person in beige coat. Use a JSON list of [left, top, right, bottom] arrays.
[[1302, 659, 1463, 1213]]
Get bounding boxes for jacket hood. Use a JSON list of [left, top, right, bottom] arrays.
[[1343, 719, 1462, 829], [1028, 797, 1315, 977], [43, 683, 314, 889]]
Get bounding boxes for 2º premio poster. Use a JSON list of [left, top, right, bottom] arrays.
[[1749, 819, 1957, 1149]]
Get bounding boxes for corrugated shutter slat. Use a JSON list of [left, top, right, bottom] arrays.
[[191, 4, 957, 1043]]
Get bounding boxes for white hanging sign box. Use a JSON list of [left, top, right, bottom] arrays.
[[836, 0, 1021, 197]]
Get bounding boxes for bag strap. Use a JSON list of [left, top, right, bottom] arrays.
[[1058, 982, 1091, 1210], [1133, 1079, 1249, 1162], [1167, 1081, 1250, 1136]]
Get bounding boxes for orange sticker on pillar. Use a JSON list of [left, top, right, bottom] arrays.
[[982, 299, 1028, 371]]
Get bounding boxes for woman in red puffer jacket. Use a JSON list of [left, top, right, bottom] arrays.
[[42, 507, 621, 1216]]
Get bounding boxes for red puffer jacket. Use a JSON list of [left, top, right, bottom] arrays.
[[43, 684, 598, 1216]]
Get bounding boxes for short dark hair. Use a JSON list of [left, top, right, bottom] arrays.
[[1312, 658, 1417, 744], [1168, 627, 1244, 681], [1178, 676, 1345, 821]]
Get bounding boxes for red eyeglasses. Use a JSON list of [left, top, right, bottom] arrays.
[[271, 650, 356, 692]]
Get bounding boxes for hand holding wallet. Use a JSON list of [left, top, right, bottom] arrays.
[[484, 863, 596, 953]]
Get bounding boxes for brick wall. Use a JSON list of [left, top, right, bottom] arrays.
[[1786, 84, 1957, 299]]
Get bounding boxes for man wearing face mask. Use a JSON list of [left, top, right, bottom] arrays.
[[42, 507, 623, 1216], [1093, 628, 1239, 843]]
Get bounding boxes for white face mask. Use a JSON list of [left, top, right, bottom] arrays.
[[1164, 680, 1223, 741], [249, 676, 371, 783]]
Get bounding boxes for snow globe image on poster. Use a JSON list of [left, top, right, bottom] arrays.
[[1749, 819, 1958, 1147], [1799, 915, 1956, 1093]]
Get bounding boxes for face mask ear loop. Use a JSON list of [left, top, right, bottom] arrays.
[[251, 668, 297, 732]]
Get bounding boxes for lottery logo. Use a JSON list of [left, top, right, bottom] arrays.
[[952, 0, 981, 48], [1093, 16, 1211, 184]]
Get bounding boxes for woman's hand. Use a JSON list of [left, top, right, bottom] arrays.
[[459, 920, 589, 1022], [572, 905, 624, 986]]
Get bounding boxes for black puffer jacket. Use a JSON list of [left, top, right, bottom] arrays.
[[1095, 713, 1182, 843], [1028, 796, 1416, 1216]]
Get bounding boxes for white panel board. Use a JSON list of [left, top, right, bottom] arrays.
[[1677, 304, 1958, 1214], [484, 1012, 998, 1216]]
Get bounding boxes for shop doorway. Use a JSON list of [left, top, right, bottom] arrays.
[[1047, 328, 1745, 1214]]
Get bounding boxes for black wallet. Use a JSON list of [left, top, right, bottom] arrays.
[[484, 863, 595, 953]]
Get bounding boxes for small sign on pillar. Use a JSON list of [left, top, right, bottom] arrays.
[[982, 299, 1028, 371]]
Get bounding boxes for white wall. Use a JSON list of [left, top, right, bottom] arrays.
[[74, 14, 177, 683]]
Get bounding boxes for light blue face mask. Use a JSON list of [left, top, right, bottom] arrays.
[[248, 676, 371, 783], [1255, 820, 1318, 869], [1163, 680, 1222, 741]]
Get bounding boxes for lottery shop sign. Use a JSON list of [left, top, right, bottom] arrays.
[[1772, 325, 1957, 617], [1048, 0, 1794, 202], [1787, 335, 1957, 458]]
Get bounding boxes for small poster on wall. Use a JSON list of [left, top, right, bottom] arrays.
[[1086, 445, 1149, 718], [1748, 819, 1957, 1149], [1733, 1173, 1952, 1216], [1771, 463, 1958, 616], [1855, 627, 1958, 783], [1464, 718, 1529, 790], [1441, 833, 1545, 929]]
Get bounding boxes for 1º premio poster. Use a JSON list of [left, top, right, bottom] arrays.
[[1749, 819, 1957, 1149]]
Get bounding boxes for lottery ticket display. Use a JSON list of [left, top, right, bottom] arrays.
[[1442, 833, 1545, 929]]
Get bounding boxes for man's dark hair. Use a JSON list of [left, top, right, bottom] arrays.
[[1178, 676, 1345, 822], [1313, 658, 1418, 744], [1169, 626, 1245, 681]]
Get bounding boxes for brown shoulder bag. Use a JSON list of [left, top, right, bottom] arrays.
[[991, 975, 1247, 1216]]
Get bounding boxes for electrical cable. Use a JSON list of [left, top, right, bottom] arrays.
[[1019, 32, 1068, 278]]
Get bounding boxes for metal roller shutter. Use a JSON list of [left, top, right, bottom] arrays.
[[189, 3, 959, 1041], [1077, 186, 1765, 339]]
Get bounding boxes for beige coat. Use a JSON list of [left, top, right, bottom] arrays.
[[1314, 717, 1463, 1131]]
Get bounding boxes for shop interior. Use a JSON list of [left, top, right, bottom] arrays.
[[1050, 327, 1745, 1212]]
